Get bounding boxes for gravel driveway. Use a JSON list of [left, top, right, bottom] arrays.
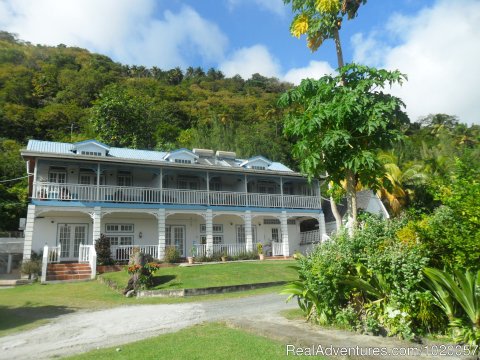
[[0, 293, 295, 359]]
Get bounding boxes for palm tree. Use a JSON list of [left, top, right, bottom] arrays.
[[377, 152, 428, 215]]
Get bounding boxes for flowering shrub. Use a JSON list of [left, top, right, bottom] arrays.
[[126, 261, 161, 289]]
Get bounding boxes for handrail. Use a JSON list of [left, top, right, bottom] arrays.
[[32, 181, 321, 209]]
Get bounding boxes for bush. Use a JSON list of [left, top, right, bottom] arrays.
[[20, 259, 41, 279], [95, 234, 114, 265], [164, 246, 180, 263], [283, 215, 431, 338]]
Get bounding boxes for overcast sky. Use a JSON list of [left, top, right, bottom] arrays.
[[0, 0, 478, 124]]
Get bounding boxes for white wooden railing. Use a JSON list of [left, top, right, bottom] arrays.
[[110, 245, 158, 262], [32, 182, 321, 209], [299, 230, 322, 245], [41, 244, 61, 283], [79, 244, 97, 279], [272, 242, 283, 256], [194, 243, 248, 258]]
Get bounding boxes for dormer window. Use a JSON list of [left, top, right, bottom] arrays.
[[251, 165, 266, 170], [81, 151, 102, 156], [175, 159, 192, 164]]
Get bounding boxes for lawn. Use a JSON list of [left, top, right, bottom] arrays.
[[102, 260, 296, 290], [66, 322, 286, 360], [0, 260, 295, 337]]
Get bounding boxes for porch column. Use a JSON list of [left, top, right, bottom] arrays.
[[280, 210, 290, 257], [96, 163, 101, 201], [157, 208, 166, 260], [22, 204, 36, 261], [280, 177, 284, 208], [318, 212, 327, 240], [245, 210, 253, 252], [92, 206, 102, 244], [206, 209, 213, 256]]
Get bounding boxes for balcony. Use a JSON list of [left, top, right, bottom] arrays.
[[32, 182, 321, 210]]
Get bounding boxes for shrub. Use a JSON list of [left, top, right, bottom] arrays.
[[283, 215, 430, 338], [20, 259, 41, 279], [95, 234, 114, 265], [164, 246, 180, 263]]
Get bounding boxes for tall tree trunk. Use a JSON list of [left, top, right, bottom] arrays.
[[345, 169, 358, 233], [329, 26, 345, 232]]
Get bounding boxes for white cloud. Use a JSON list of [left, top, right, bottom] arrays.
[[220, 44, 281, 79], [227, 0, 286, 16], [0, 0, 228, 68], [352, 0, 480, 125], [284, 61, 335, 84]]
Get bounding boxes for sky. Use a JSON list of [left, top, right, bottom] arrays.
[[0, 0, 479, 125]]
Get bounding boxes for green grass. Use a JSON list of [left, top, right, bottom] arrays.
[[102, 260, 296, 290], [0, 261, 295, 337], [66, 322, 286, 360], [280, 308, 305, 321]]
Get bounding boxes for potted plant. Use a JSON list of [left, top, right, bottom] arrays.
[[257, 243, 264, 260], [221, 249, 228, 262], [187, 246, 196, 265]]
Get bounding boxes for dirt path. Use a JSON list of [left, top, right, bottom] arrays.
[[0, 293, 476, 360]]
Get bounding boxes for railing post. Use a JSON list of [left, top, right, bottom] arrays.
[[41, 245, 48, 283], [90, 246, 97, 279]]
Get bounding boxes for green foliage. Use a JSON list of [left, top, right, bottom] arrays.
[[20, 259, 41, 279], [423, 267, 480, 346], [283, 215, 430, 338], [95, 234, 114, 266], [164, 246, 180, 264]]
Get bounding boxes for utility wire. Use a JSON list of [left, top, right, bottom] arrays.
[[0, 174, 33, 183]]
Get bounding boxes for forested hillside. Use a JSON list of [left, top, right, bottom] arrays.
[[0, 31, 479, 230]]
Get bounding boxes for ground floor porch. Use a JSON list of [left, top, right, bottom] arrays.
[[23, 204, 327, 262]]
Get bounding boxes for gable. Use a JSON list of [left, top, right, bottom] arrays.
[[164, 149, 198, 164], [241, 156, 272, 170], [73, 140, 109, 157]]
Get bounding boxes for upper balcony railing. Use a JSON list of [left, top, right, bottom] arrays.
[[32, 182, 321, 210]]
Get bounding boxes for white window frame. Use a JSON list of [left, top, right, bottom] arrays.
[[235, 225, 257, 244], [106, 235, 133, 246], [200, 235, 223, 245], [49, 168, 67, 184], [200, 224, 223, 233], [80, 151, 102, 156], [117, 173, 132, 187], [174, 159, 192, 164], [105, 224, 134, 233]]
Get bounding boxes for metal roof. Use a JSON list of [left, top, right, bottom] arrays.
[[25, 139, 295, 173]]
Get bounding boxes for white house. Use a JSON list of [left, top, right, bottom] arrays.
[[21, 139, 327, 272]]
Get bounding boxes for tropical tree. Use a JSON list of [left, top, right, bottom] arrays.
[[285, 0, 367, 68], [377, 152, 428, 215], [284, 0, 367, 229], [279, 64, 408, 227]]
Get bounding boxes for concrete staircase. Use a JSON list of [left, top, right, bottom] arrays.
[[46, 263, 92, 281]]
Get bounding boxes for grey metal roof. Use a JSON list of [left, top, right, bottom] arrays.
[[25, 139, 294, 173]]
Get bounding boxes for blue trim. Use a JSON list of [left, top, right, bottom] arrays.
[[31, 200, 323, 213]]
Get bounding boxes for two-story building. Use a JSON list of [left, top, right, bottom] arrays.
[[21, 139, 327, 267]]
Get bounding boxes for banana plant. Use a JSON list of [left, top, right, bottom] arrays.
[[423, 267, 480, 345]]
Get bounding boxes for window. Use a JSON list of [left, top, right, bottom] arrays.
[[174, 159, 192, 164], [236, 225, 257, 243], [210, 181, 222, 191], [106, 236, 133, 246], [200, 224, 223, 233], [258, 181, 276, 194], [117, 173, 132, 187], [105, 224, 134, 233], [177, 178, 198, 190], [271, 228, 280, 242], [251, 165, 266, 170], [79, 171, 104, 185], [200, 235, 223, 244], [49, 168, 66, 183], [80, 151, 102, 156], [263, 219, 296, 225]]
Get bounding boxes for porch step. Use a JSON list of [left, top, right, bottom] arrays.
[[46, 263, 92, 281]]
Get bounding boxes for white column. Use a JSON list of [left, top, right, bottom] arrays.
[[22, 204, 36, 261], [245, 210, 253, 252], [96, 163, 100, 201], [206, 209, 213, 256], [157, 208, 166, 260], [318, 212, 327, 240], [281, 211, 290, 257], [92, 206, 102, 244]]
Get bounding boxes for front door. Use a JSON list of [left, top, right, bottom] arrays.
[[57, 224, 88, 260], [166, 226, 185, 256]]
